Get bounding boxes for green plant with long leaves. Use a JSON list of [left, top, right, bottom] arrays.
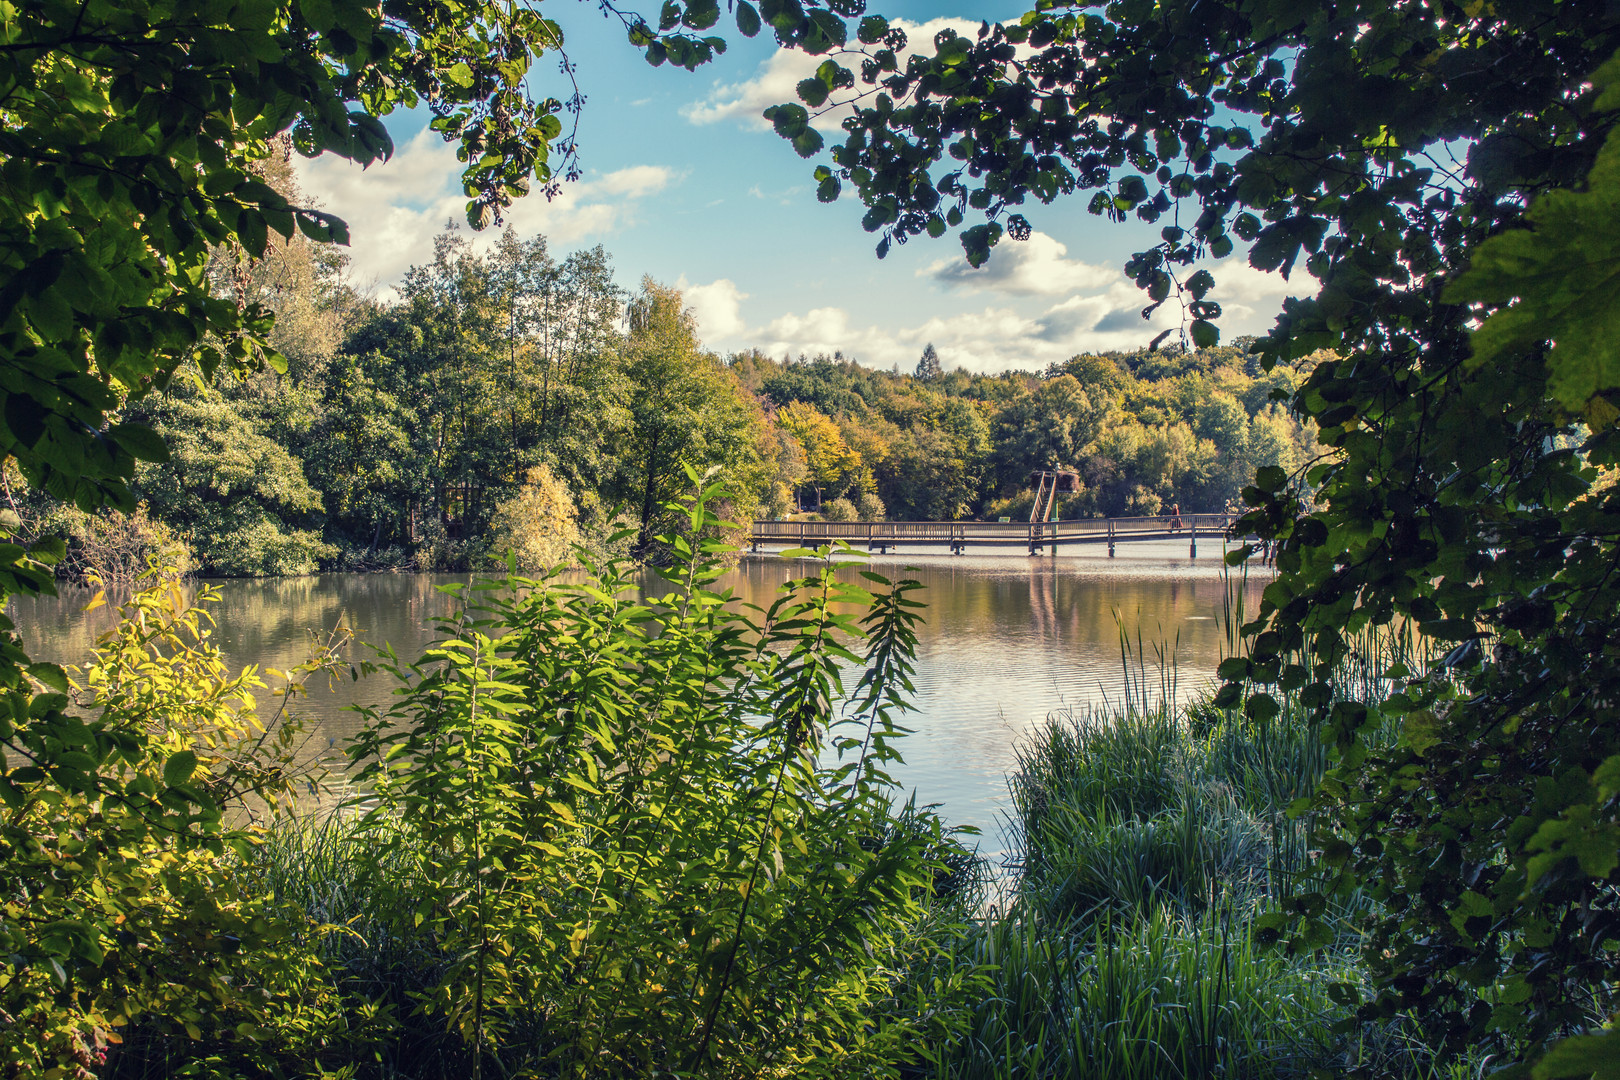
[[345, 471, 981, 1078]]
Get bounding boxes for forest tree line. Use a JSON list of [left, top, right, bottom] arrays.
[[10, 159, 1315, 579]]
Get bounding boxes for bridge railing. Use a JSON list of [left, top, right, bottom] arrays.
[[754, 514, 1243, 545], [750, 520, 985, 542], [1032, 513, 1237, 540]]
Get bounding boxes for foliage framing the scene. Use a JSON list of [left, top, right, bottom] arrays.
[[0, 0, 719, 595]]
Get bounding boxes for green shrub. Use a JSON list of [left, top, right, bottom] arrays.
[[204, 512, 337, 577], [336, 474, 980, 1078], [0, 583, 351, 1077], [132, 396, 336, 577], [822, 495, 859, 521], [39, 502, 194, 588]]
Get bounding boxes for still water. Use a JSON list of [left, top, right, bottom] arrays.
[[10, 541, 1262, 855]]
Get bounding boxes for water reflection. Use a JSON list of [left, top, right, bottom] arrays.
[[10, 541, 1263, 854]]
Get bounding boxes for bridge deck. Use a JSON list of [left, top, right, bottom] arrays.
[[749, 514, 1241, 556]]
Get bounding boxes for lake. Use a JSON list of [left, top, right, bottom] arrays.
[[10, 540, 1264, 857]]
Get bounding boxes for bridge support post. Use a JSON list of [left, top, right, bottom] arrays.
[[1189, 518, 1197, 559], [1108, 519, 1115, 558]]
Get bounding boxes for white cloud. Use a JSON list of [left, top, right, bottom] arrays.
[[737, 257, 1304, 374], [1200, 261, 1298, 330], [296, 130, 679, 288], [925, 231, 1118, 296], [749, 295, 1174, 374], [677, 276, 750, 342], [682, 17, 981, 134], [595, 164, 677, 198]]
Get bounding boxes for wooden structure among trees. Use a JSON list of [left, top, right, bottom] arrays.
[[750, 513, 1242, 557]]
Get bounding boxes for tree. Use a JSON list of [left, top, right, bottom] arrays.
[[130, 396, 334, 576], [881, 426, 973, 521], [1057, 354, 1131, 397], [616, 279, 763, 552], [704, 0, 1620, 1066], [990, 374, 1109, 493], [914, 342, 943, 381], [299, 352, 415, 555], [776, 400, 861, 509], [486, 464, 580, 572], [1190, 390, 1250, 507], [759, 422, 810, 519]]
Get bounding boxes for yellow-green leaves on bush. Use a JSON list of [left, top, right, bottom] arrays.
[[0, 582, 350, 1076]]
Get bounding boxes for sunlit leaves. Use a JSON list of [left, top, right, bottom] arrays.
[[1, 582, 349, 1075], [1446, 122, 1620, 428]]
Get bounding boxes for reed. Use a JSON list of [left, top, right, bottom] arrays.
[[934, 903, 1350, 1080], [939, 604, 1471, 1080]]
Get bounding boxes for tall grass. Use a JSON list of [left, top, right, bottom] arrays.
[[937, 904, 1351, 1080], [929, 566, 1465, 1080]]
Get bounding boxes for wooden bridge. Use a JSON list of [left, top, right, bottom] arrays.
[[748, 513, 1242, 558]]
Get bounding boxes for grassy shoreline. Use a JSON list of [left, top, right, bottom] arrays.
[[117, 693, 1476, 1080]]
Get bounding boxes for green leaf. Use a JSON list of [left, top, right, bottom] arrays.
[[682, 0, 720, 31], [1532, 1030, 1620, 1080], [1244, 692, 1280, 722], [1445, 126, 1620, 425], [109, 422, 170, 463], [1403, 710, 1444, 755], [791, 129, 825, 158], [447, 62, 475, 88], [1254, 465, 1287, 492], [164, 750, 198, 788], [25, 663, 67, 693], [796, 78, 829, 108], [299, 0, 336, 32], [736, 1, 761, 36]]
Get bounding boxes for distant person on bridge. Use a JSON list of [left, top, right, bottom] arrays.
[[1169, 503, 1183, 531]]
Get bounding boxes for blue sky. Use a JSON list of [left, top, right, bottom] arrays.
[[297, 2, 1300, 373]]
